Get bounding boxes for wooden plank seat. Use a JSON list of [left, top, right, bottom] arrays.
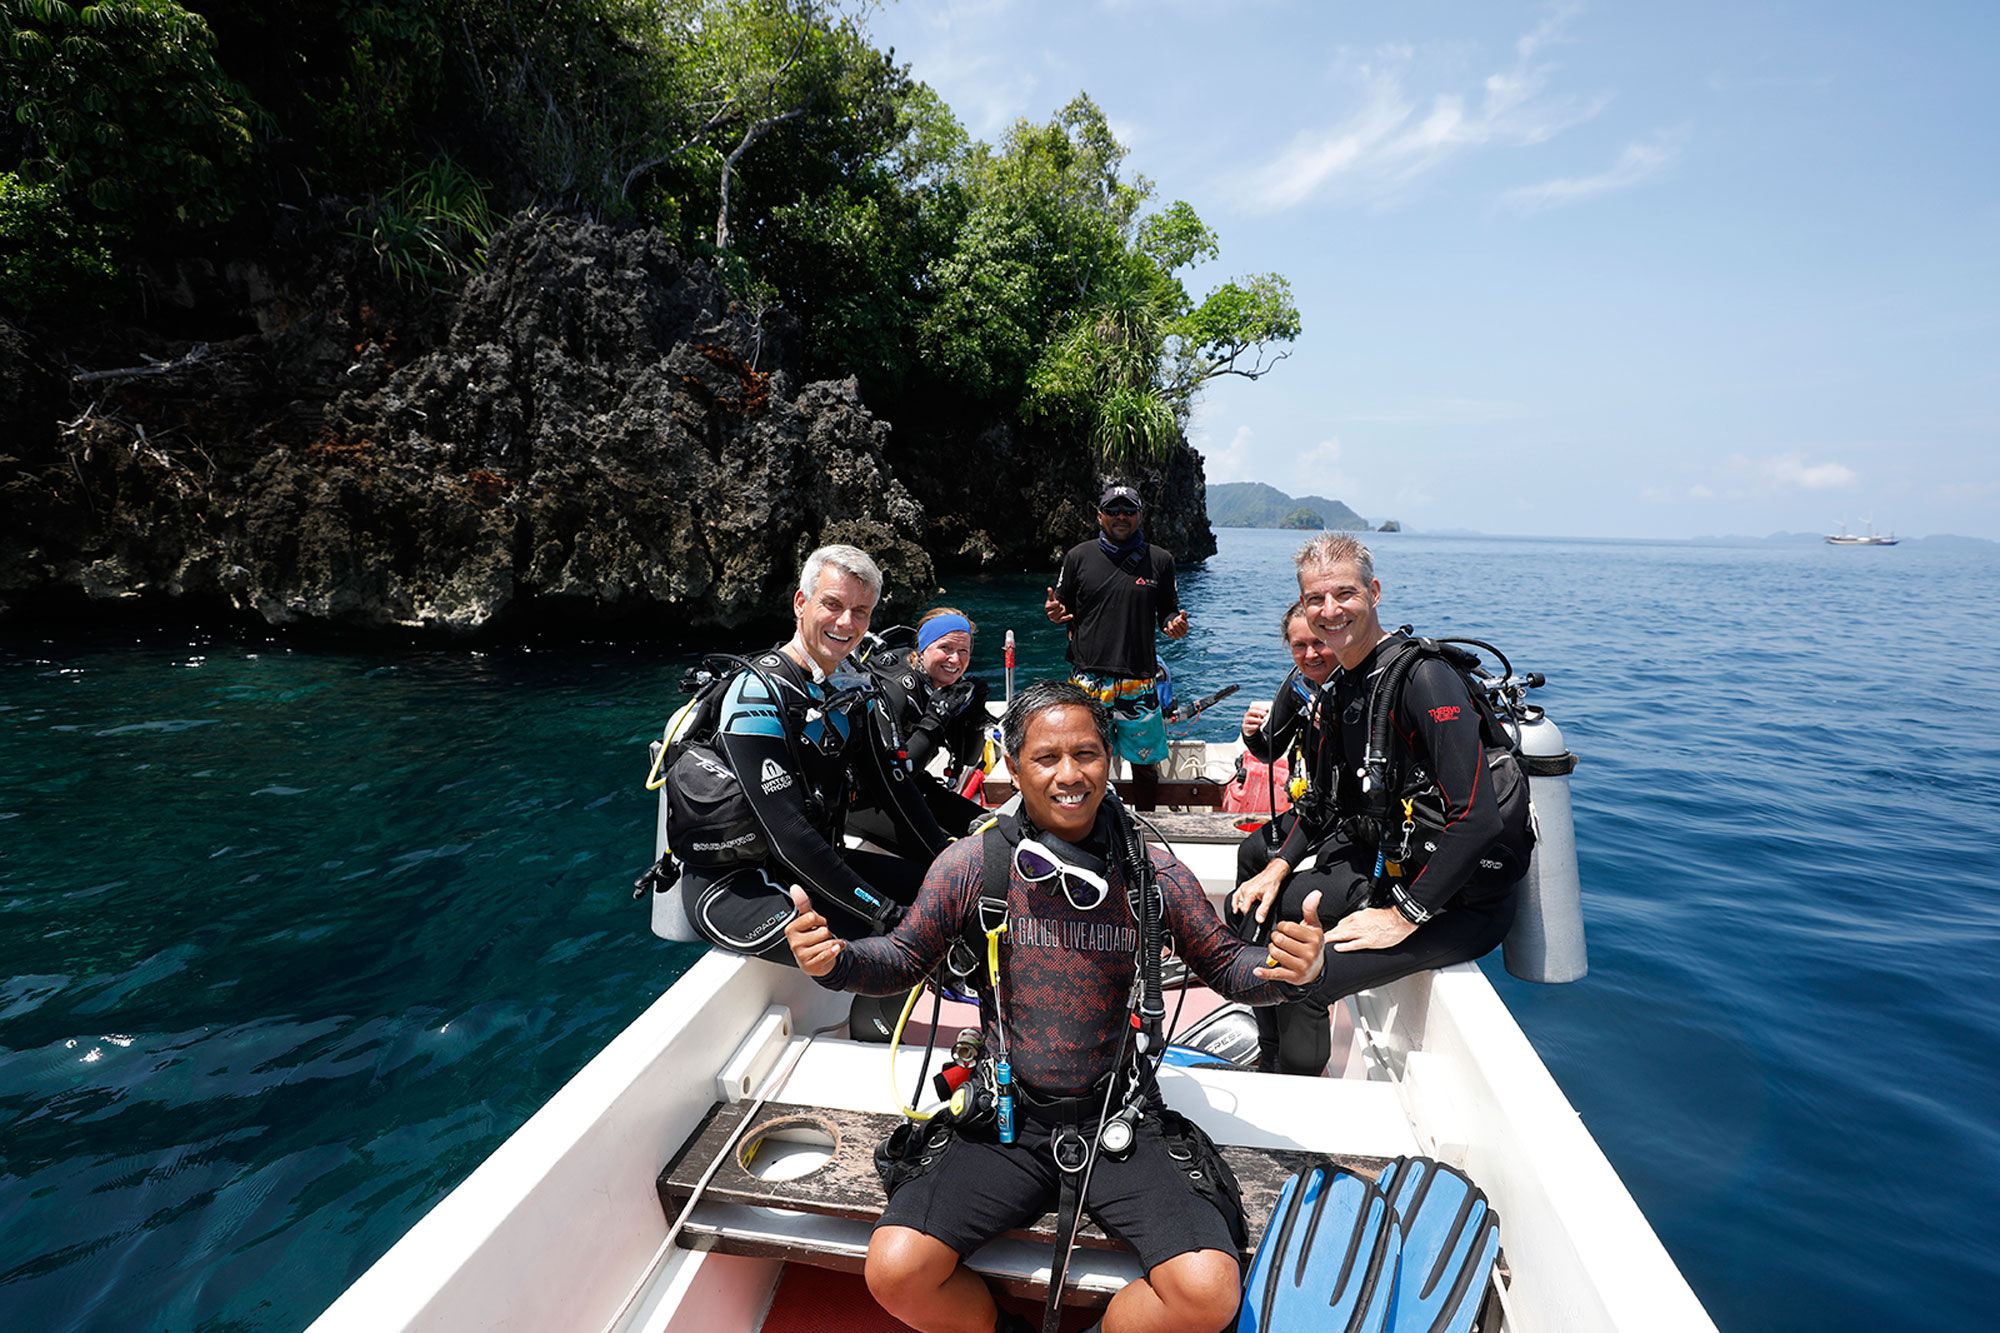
[[657, 1098, 1392, 1308]]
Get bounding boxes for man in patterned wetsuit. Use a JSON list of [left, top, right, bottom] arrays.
[[785, 681, 1326, 1333]]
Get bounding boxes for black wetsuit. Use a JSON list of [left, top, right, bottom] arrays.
[[1235, 672, 1327, 884], [681, 648, 950, 964], [1229, 633, 1526, 1074], [1241, 672, 1323, 764], [1054, 537, 1179, 680], [850, 659, 989, 846]]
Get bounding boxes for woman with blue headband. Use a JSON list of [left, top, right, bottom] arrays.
[[856, 607, 993, 846]]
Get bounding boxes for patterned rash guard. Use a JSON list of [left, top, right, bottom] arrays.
[[821, 816, 1294, 1097]]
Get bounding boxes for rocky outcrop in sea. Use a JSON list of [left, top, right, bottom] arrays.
[[0, 217, 1214, 636]]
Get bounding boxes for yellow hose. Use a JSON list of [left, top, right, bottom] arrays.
[[887, 983, 935, 1120]]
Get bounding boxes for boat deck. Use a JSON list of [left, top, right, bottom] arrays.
[[660, 1013, 1420, 1324]]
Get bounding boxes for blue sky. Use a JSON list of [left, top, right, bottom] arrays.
[[866, 1, 1999, 539]]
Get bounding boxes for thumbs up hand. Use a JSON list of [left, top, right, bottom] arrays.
[[784, 885, 843, 976], [1045, 587, 1073, 624], [1259, 890, 1326, 985]]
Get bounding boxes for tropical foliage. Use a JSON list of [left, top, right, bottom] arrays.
[[0, 0, 1297, 460], [1, 0, 258, 225], [0, 172, 119, 317], [349, 155, 501, 285]]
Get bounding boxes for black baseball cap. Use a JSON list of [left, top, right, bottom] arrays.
[[1098, 484, 1142, 510]]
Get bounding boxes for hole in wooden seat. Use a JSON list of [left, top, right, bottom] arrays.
[[738, 1115, 841, 1182]]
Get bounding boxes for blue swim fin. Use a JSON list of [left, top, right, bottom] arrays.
[[1238, 1160, 1400, 1333], [1375, 1156, 1503, 1333]]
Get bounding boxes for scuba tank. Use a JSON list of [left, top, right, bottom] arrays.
[[1501, 708, 1587, 983], [650, 696, 703, 942]]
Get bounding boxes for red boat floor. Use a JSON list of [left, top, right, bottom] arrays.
[[758, 1264, 1101, 1333]]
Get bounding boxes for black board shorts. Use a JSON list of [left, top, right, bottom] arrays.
[[876, 1108, 1241, 1275]]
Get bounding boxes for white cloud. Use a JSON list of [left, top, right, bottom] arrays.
[[1499, 129, 1685, 214], [1708, 451, 1860, 498], [876, 0, 1040, 136], [1202, 424, 1259, 482], [1761, 452, 1858, 491], [1238, 9, 1605, 212], [1290, 437, 1355, 497]]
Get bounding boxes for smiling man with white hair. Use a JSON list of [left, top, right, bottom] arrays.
[[664, 544, 951, 1040]]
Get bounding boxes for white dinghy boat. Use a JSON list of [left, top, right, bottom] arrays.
[[309, 687, 1717, 1333]]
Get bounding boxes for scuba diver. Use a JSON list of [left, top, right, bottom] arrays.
[[1228, 534, 1533, 1077], [1232, 599, 1336, 883], [854, 606, 993, 845], [664, 544, 951, 1039], [785, 680, 1326, 1333]]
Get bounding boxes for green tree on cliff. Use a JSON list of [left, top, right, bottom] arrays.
[[922, 96, 1298, 464], [1, 0, 1299, 463]]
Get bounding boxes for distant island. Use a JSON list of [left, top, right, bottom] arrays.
[[1206, 481, 1387, 531]]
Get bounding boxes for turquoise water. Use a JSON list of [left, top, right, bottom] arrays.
[[5, 530, 1999, 1331]]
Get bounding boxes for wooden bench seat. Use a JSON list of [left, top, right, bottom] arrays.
[[658, 1098, 1390, 1306], [656, 1038, 1423, 1308]]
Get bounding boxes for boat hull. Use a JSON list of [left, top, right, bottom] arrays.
[[309, 937, 1714, 1333]]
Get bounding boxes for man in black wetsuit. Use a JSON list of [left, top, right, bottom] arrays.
[[1043, 484, 1188, 773], [1230, 534, 1531, 1076], [785, 680, 1326, 1333], [674, 545, 950, 1038]]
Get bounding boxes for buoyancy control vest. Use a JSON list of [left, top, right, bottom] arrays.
[[658, 653, 858, 872], [1302, 631, 1536, 885]]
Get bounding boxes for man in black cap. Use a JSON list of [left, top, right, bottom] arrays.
[[1044, 484, 1189, 775]]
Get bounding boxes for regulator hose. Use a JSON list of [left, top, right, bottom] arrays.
[[1107, 792, 1163, 1046]]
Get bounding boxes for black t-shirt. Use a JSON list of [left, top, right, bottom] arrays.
[[1055, 540, 1180, 679]]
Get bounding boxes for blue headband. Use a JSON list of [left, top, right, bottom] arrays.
[[917, 614, 973, 653]]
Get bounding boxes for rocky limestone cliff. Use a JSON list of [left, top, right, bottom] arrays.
[[878, 407, 1216, 576], [0, 216, 1213, 636]]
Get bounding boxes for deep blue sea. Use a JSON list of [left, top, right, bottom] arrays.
[[4, 529, 1998, 1332]]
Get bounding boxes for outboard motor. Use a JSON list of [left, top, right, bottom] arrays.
[[1503, 708, 1587, 983]]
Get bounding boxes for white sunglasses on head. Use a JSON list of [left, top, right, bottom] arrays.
[[1014, 836, 1112, 911]]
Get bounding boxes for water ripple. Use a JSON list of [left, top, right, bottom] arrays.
[[4, 537, 1999, 1332]]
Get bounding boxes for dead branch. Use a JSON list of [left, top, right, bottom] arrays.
[[714, 108, 806, 251], [620, 7, 818, 202], [71, 344, 212, 386]]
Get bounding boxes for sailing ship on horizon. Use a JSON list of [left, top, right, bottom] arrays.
[[1826, 518, 1899, 546]]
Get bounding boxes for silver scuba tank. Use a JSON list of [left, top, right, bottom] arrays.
[[1502, 708, 1588, 983], [648, 722, 702, 943], [651, 787, 699, 941]]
